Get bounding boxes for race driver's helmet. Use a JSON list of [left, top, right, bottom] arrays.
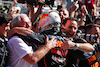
[[36, 11, 61, 35]]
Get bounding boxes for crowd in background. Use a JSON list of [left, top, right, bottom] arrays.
[[0, 0, 100, 67]]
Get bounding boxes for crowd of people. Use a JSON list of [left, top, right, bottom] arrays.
[[0, 0, 100, 67]]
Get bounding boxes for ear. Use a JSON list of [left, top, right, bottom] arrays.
[[9, 21, 12, 28]]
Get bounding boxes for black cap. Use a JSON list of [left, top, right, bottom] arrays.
[[0, 10, 12, 25]]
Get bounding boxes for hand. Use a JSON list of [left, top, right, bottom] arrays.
[[61, 38, 75, 50], [14, 27, 33, 36], [7, 27, 33, 38], [81, 5, 88, 15], [69, 1, 79, 12], [45, 36, 57, 49]]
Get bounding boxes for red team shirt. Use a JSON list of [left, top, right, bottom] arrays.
[[85, 0, 95, 9]]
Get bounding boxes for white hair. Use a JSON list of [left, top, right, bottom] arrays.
[[11, 14, 28, 28]]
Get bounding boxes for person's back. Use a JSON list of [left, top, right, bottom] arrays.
[[36, 11, 68, 67]]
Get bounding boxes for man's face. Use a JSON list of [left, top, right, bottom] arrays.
[[58, 8, 69, 20], [0, 23, 10, 37], [18, 16, 32, 30], [92, 26, 100, 43], [95, 20, 100, 35], [62, 20, 78, 38]]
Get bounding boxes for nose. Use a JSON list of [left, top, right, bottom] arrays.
[[71, 28, 75, 32], [26, 23, 31, 29], [26, 24, 29, 28]]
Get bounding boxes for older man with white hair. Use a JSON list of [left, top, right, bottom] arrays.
[[7, 14, 57, 67]]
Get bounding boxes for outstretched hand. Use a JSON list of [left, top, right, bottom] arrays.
[[61, 38, 75, 50], [45, 36, 57, 49]]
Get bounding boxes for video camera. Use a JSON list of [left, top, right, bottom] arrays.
[[76, 30, 97, 43], [80, 33, 97, 43]]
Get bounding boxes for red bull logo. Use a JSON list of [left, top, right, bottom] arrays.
[[91, 62, 99, 67], [56, 40, 63, 47], [38, 13, 51, 28], [51, 40, 68, 56], [88, 55, 96, 65], [39, 18, 50, 27], [39, 13, 51, 22]]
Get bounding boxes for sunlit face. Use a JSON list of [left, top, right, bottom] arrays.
[[92, 26, 100, 36], [0, 23, 10, 37], [95, 20, 100, 34], [9, 7, 20, 18], [62, 20, 78, 38], [18, 15, 32, 30], [19, 21, 32, 29], [58, 8, 69, 19], [92, 26, 100, 43]]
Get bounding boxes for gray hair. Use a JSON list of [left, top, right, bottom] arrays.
[[11, 14, 28, 28]]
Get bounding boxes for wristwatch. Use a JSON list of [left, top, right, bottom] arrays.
[[74, 43, 79, 50]]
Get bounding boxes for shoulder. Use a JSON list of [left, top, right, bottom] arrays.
[[8, 36, 24, 44], [9, 36, 19, 41], [7, 36, 28, 49]]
